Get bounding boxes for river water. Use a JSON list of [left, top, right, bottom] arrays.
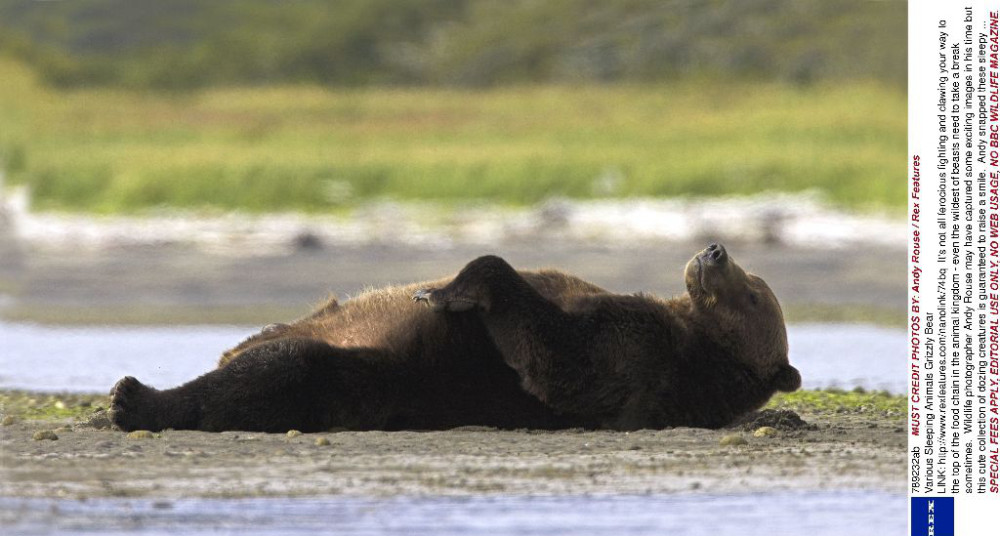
[[0, 322, 903, 393], [1, 491, 903, 536]]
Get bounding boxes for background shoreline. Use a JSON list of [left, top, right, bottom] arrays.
[[1, 197, 904, 327]]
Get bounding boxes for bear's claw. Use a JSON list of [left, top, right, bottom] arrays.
[[412, 288, 435, 304], [412, 288, 476, 312], [412, 288, 450, 312]]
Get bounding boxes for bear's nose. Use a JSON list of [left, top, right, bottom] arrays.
[[705, 243, 727, 263]]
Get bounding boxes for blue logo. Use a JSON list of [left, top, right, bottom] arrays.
[[910, 497, 954, 536]]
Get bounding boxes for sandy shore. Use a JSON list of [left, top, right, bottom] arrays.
[[0, 407, 904, 499]]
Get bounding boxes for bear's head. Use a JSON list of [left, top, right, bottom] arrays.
[[684, 243, 800, 392]]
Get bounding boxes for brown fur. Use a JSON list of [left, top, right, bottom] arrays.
[[218, 271, 608, 368], [109, 244, 798, 433], [414, 243, 799, 429]]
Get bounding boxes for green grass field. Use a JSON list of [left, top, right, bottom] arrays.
[[0, 59, 905, 213]]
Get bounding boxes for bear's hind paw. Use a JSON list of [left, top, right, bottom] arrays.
[[109, 376, 158, 432]]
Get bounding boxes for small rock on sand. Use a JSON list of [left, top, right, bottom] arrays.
[[287, 430, 303, 438], [81, 410, 114, 430], [127, 430, 155, 440], [738, 409, 813, 431], [719, 434, 747, 446], [32, 430, 58, 441], [753, 426, 778, 437], [2, 415, 16, 426], [315, 437, 331, 446]]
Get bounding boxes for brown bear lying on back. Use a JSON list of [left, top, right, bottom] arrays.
[[109, 244, 801, 432]]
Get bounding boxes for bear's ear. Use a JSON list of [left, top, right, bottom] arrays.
[[772, 364, 801, 392]]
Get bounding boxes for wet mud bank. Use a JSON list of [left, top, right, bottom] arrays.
[[0, 407, 905, 499]]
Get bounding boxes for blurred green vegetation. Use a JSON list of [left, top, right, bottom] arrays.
[[0, 0, 905, 89], [0, 58, 905, 212], [0, 390, 106, 422], [0, 0, 906, 213]]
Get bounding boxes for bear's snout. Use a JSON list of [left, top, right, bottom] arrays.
[[701, 243, 728, 265]]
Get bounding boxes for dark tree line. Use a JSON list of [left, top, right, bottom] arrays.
[[0, 0, 906, 89]]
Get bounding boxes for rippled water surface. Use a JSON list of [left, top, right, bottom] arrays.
[[0, 322, 903, 393], [1, 491, 904, 536]]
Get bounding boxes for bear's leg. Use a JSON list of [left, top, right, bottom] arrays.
[[218, 298, 340, 367], [110, 338, 398, 433], [414, 255, 596, 414], [218, 322, 295, 367]]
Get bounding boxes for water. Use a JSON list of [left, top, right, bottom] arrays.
[[0, 323, 250, 393], [0, 322, 903, 393], [787, 323, 902, 392], [0, 491, 904, 536]]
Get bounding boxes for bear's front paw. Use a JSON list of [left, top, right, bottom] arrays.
[[109, 376, 157, 432], [412, 288, 477, 312]]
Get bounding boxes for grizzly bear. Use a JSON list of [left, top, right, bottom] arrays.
[[109, 244, 800, 433]]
